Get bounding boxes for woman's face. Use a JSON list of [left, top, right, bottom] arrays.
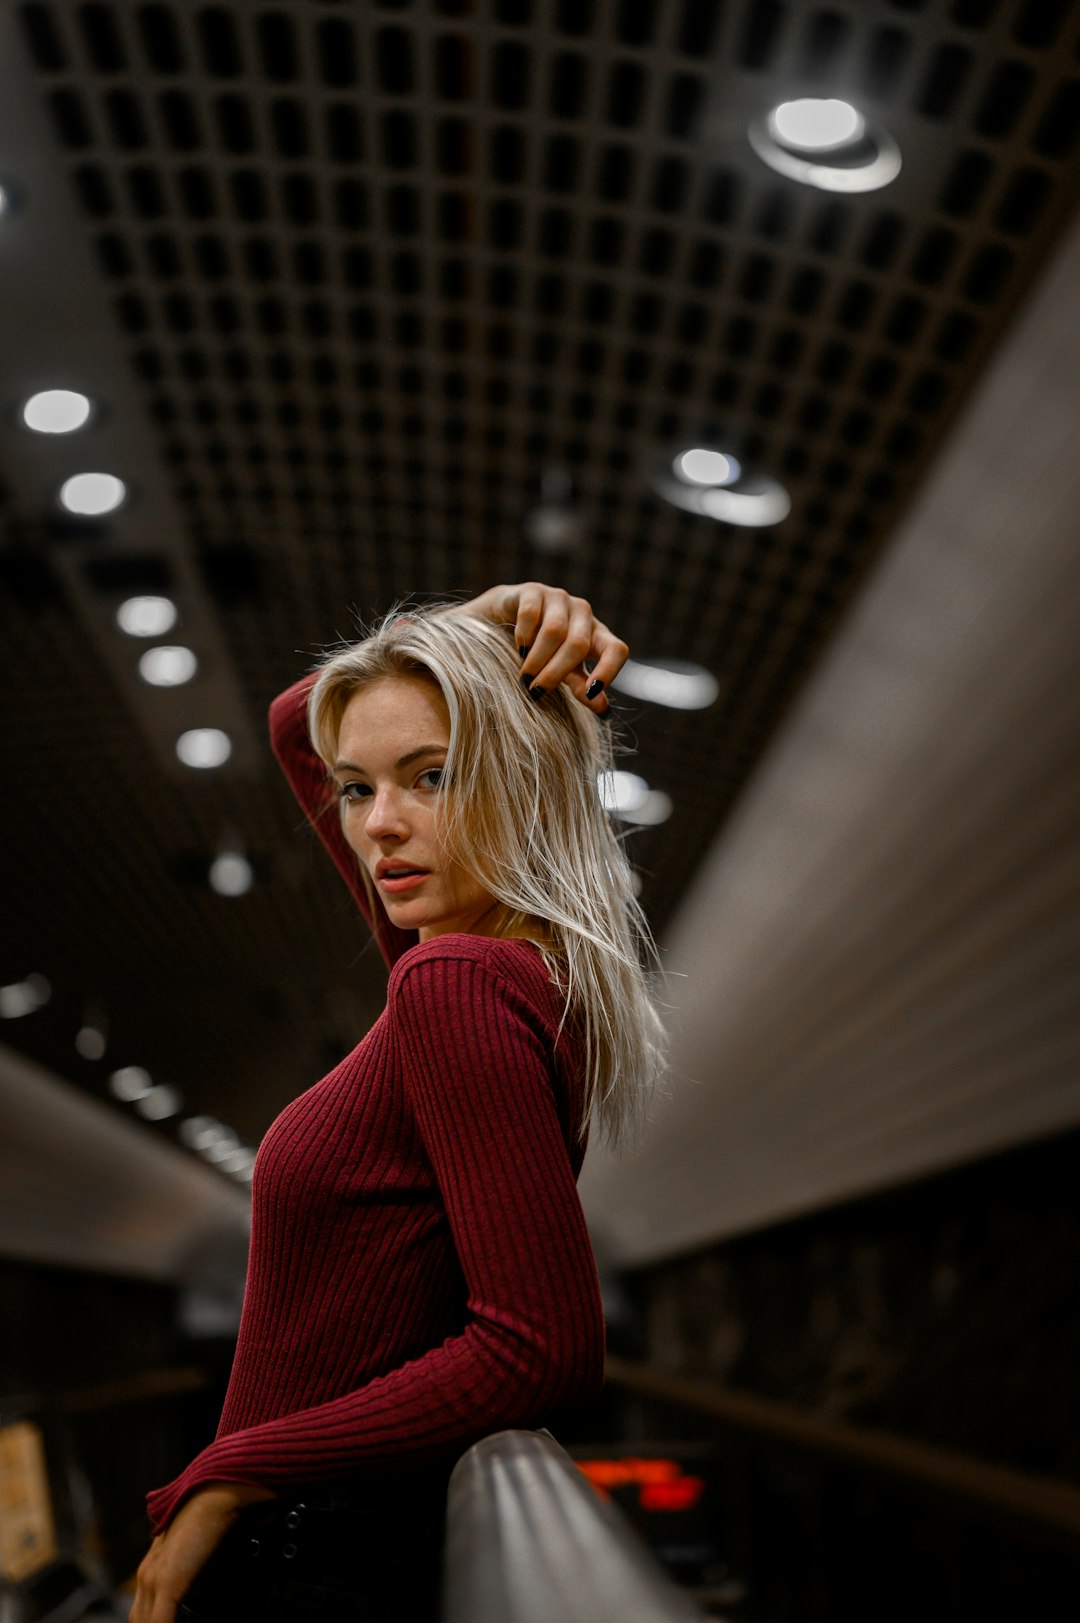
[[332, 675, 504, 941]]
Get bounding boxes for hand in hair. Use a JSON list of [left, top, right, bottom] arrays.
[[457, 583, 628, 714]]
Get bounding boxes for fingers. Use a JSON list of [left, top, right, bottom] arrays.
[[515, 587, 627, 713]]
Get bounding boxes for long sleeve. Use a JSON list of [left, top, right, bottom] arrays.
[[145, 942, 605, 1530], [268, 673, 417, 971]]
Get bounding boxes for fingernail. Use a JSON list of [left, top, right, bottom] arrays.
[[520, 672, 533, 688], [519, 645, 528, 661], [598, 706, 615, 724], [586, 679, 605, 701], [529, 683, 545, 701]]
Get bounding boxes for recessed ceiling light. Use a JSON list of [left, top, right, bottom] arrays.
[[176, 727, 232, 769], [749, 97, 901, 193], [75, 1024, 107, 1061], [117, 594, 178, 637], [22, 389, 93, 434], [109, 1065, 153, 1102], [619, 789, 674, 827], [675, 448, 741, 487], [770, 98, 864, 152], [598, 770, 651, 816], [0, 974, 51, 1019], [654, 457, 791, 528], [611, 658, 720, 711], [209, 851, 254, 897], [135, 1084, 183, 1121], [59, 471, 126, 515], [138, 645, 198, 686]]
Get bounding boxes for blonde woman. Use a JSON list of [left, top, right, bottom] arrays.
[[133, 583, 665, 1623]]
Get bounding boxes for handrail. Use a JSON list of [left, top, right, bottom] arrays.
[[605, 1354, 1080, 1546], [441, 1429, 706, 1623]]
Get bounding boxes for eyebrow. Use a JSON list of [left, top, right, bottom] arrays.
[[332, 744, 447, 775]]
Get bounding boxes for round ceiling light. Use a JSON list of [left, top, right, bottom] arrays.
[[22, 389, 93, 434], [675, 448, 741, 487], [770, 98, 864, 151], [654, 452, 791, 529], [209, 851, 254, 897], [59, 471, 126, 515], [109, 1065, 153, 1102], [176, 728, 232, 769], [138, 645, 198, 686], [749, 97, 901, 193], [117, 595, 178, 637]]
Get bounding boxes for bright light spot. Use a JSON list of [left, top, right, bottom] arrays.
[[771, 98, 864, 152], [612, 658, 720, 711], [598, 770, 650, 816], [180, 1116, 233, 1152], [217, 1147, 256, 1176], [117, 595, 178, 637], [201, 1134, 242, 1164], [139, 645, 198, 686], [75, 1025, 107, 1060], [0, 974, 51, 1019], [59, 471, 126, 515], [176, 728, 232, 769], [620, 789, 674, 827], [210, 851, 254, 897], [22, 390, 92, 434], [675, 449, 741, 487], [109, 1065, 153, 1102], [135, 1084, 182, 1121], [700, 483, 792, 527], [0, 184, 9, 215]]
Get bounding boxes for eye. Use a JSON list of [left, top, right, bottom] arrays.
[[338, 781, 371, 803], [417, 767, 446, 790]]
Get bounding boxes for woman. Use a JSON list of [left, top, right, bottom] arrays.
[[132, 583, 665, 1623]]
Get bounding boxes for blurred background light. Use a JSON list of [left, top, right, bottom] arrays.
[[117, 595, 178, 637], [176, 728, 232, 769], [0, 974, 51, 1019], [675, 449, 741, 487], [135, 1084, 182, 1121], [22, 389, 92, 434], [138, 645, 198, 687], [109, 1065, 153, 1102], [611, 658, 720, 711], [209, 850, 254, 897], [59, 471, 126, 515], [770, 98, 864, 152], [598, 770, 651, 816]]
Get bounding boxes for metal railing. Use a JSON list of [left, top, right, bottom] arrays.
[[442, 1430, 707, 1623]]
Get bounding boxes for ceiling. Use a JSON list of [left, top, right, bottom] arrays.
[[1, 1, 1079, 1175]]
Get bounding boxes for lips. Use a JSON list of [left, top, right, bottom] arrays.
[[375, 859, 431, 894], [375, 859, 429, 880]]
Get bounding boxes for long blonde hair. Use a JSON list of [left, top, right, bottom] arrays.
[[307, 604, 666, 1147]]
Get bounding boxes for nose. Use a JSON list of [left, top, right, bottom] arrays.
[[364, 784, 409, 841]]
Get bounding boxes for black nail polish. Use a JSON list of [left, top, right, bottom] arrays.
[[586, 679, 605, 700], [529, 683, 544, 701], [520, 672, 533, 688], [519, 645, 528, 661], [598, 705, 615, 724]]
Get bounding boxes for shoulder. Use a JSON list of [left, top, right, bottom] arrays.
[[387, 935, 562, 1024]]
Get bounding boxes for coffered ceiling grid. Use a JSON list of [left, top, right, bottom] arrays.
[[2, 0, 1079, 1147]]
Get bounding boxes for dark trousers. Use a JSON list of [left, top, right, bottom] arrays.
[[176, 1477, 448, 1623]]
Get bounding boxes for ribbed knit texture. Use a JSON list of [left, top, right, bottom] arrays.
[[146, 675, 604, 1532]]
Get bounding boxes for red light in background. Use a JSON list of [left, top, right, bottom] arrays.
[[639, 1476, 706, 1513]]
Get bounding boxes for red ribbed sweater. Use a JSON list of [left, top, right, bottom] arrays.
[[146, 674, 605, 1532]]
